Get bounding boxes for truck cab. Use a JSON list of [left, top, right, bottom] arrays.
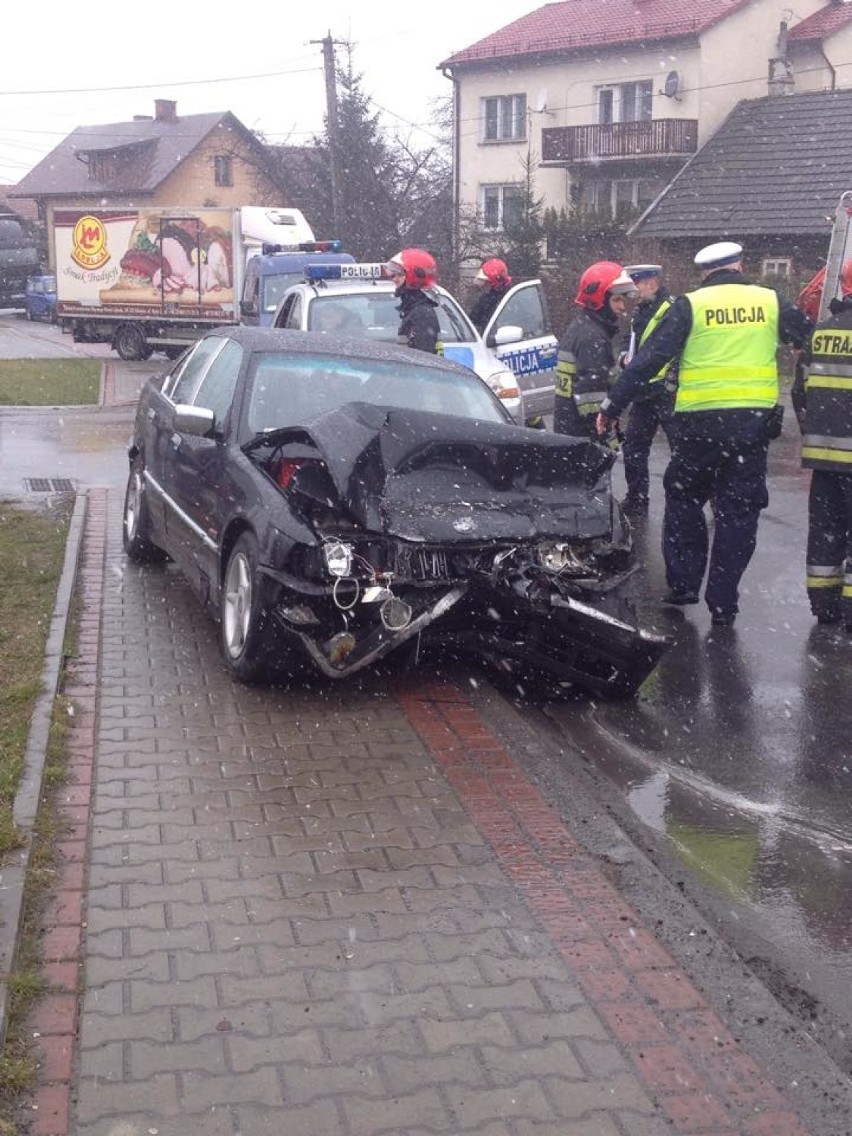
[[240, 242, 355, 327]]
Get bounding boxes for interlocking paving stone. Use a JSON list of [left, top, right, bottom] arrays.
[[52, 491, 815, 1136]]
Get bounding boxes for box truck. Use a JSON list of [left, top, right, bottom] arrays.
[[52, 206, 348, 359]]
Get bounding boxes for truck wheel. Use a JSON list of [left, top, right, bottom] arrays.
[[114, 323, 152, 361]]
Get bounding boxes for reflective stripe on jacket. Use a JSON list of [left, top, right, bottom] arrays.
[[801, 310, 852, 471], [638, 296, 674, 384], [677, 283, 779, 412]]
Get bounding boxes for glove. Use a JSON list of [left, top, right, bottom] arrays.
[[596, 410, 618, 437]]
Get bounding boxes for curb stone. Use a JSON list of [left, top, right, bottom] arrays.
[[0, 492, 87, 1044]]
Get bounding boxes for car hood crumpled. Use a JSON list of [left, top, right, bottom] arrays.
[[295, 402, 616, 543]]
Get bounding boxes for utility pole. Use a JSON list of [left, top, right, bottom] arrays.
[[312, 32, 343, 235]]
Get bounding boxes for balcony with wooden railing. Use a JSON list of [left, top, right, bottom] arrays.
[[542, 119, 698, 163]]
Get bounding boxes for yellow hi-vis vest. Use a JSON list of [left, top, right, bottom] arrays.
[[638, 296, 674, 384], [677, 283, 779, 412]]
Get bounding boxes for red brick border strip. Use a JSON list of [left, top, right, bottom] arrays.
[[396, 678, 811, 1136], [26, 489, 107, 1136]]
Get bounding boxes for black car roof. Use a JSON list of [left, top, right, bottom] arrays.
[[207, 326, 477, 378]]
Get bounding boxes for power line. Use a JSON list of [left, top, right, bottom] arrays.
[[0, 62, 322, 98]]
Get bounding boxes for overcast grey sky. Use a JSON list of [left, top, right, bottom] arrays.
[[1, 0, 536, 184]]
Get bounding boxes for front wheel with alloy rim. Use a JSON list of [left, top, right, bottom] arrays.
[[122, 457, 164, 562], [220, 531, 275, 683]]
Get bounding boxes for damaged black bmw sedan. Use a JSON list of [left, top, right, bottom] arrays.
[[122, 328, 669, 698]]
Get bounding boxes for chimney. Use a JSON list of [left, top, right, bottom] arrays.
[[154, 99, 178, 123], [768, 22, 794, 96]]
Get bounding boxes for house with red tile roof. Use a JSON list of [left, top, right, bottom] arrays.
[[439, 0, 836, 245]]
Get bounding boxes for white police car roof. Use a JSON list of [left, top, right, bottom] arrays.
[[694, 241, 743, 268]]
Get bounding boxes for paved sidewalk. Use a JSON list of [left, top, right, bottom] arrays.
[[27, 488, 817, 1136]]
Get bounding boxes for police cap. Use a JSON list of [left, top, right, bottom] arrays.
[[624, 264, 662, 281], [694, 241, 743, 270]]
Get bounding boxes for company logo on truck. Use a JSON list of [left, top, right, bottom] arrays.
[[71, 216, 109, 270]]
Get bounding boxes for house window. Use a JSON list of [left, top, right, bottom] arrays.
[[588, 178, 654, 219], [214, 155, 233, 187], [88, 153, 119, 181], [481, 185, 525, 230], [762, 257, 791, 279], [597, 80, 653, 124], [482, 95, 527, 142]]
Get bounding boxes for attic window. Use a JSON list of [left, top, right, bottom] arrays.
[[88, 152, 120, 180], [214, 155, 233, 187]]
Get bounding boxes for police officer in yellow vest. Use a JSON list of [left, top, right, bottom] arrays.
[[597, 241, 811, 626], [791, 259, 852, 631], [619, 264, 677, 515]]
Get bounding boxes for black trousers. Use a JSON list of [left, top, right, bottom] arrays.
[[662, 432, 769, 615], [806, 469, 852, 622], [622, 387, 675, 501]]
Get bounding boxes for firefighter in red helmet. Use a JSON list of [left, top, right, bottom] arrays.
[[385, 248, 441, 354], [468, 257, 513, 335], [555, 261, 636, 437]]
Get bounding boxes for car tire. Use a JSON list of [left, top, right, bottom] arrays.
[[122, 457, 164, 562], [220, 531, 274, 683], [114, 323, 153, 361]]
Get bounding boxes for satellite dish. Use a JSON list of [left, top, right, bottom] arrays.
[[535, 89, 548, 113], [663, 71, 680, 98]]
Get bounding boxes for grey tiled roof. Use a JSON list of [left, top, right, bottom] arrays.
[[631, 88, 852, 239], [11, 111, 253, 198]]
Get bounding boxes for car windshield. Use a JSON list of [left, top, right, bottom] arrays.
[[306, 292, 476, 344], [244, 353, 507, 436], [261, 272, 305, 313]]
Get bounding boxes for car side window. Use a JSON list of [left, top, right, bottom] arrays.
[[436, 296, 475, 344], [167, 336, 227, 404], [285, 294, 303, 329], [192, 340, 244, 427], [491, 286, 549, 339]]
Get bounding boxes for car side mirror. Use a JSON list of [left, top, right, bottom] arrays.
[[492, 324, 524, 347], [240, 299, 257, 317], [174, 404, 216, 437]]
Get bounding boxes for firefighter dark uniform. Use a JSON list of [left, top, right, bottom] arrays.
[[387, 248, 441, 355], [555, 261, 636, 439], [791, 276, 852, 629], [620, 265, 677, 512], [599, 241, 811, 625]]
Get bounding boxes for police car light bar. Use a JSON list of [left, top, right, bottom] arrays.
[[305, 263, 390, 282], [261, 239, 344, 255]]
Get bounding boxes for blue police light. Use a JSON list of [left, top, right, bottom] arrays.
[[261, 239, 345, 256], [305, 263, 388, 282]]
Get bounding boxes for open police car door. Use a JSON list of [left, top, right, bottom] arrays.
[[482, 280, 558, 423]]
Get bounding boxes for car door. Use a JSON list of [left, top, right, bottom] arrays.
[[169, 338, 245, 605], [156, 335, 231, 564], [272, 291, 305, 330], [483, 281, 558, 420]]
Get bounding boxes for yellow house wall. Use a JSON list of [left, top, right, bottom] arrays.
[[698, 0, 823, 143], [154, 122, 282, 207], [453, 0, 830, 221], [791, 26, 852, 91]]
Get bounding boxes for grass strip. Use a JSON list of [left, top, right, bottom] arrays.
[[0, 360, 100, 406], [0, 501, 72, 855]]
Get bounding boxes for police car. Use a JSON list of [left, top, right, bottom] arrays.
[[270, 264, 558, 426]]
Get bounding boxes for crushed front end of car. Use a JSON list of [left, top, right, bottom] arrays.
[[244, 403, 671, 697]]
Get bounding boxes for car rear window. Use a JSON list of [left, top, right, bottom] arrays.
[[244, 353, 506, 435]]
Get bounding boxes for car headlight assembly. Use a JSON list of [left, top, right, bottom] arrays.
[[323, 540, 354, 578], [486, 369, 520, 401]]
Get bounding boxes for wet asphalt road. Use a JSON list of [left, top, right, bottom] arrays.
[[3, 313, 852, 1071]]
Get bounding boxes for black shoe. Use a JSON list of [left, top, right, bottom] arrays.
[[662, 589, 699, 606], [711, 611, 736, 626], [815, 610, 841, 625]]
